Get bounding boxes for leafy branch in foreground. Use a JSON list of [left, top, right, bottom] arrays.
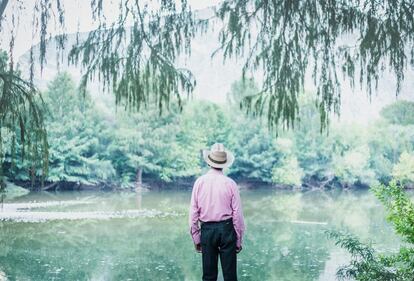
[[0, 50, 48, 189], [373, 180, 414, 244], [327, 180, 414, 280]]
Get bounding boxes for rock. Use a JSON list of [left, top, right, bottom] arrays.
[[4, 180, 29, 199]]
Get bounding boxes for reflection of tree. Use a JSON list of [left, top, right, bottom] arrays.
[[272, 228, 329, 281], [135, 191, 142, 209], [242, 193, 330, 280]]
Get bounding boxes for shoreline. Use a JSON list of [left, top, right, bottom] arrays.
[[5, 176, 375, 192]]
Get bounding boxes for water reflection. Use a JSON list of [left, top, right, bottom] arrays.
[[0, 189, 401, 280]]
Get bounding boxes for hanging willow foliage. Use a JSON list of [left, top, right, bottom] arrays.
[[67, 0, 206, 113], [214, 0, 414, 131], [64, 0, 414, 131], [0, 51, 48, 190], [0, 0, 63, 188], [3, 0, 414, 131]]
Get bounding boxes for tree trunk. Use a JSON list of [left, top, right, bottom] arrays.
[[42, 182, 59, 192], [0, 192, 4, 211], [30, 166, 36, 191], [135, 168, 143, 191]]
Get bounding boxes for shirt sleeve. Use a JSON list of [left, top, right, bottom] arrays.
[[189, 178, 201, 244], [231, 181, 245, 248]]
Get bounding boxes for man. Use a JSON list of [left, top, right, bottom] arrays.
[[189, 143, 246, 281]]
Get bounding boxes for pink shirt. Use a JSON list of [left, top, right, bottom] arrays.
[[189, 168, 245, 248]]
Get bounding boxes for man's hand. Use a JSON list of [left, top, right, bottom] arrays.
[[236, 246, 242, 254], [195, 243, 202, 253]]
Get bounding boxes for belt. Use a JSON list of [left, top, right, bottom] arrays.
[[200, 217, 233, 227]]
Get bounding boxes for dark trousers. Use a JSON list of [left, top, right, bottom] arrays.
[[200, 218, 237, 281]]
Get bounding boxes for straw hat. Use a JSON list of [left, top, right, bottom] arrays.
[[202, 143, 235, 169]]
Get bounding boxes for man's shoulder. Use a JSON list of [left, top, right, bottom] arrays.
[[194, 174, 210, 184], [193, 175, 204, 185], [224, 174, 236, 183], [220, 174, 237, 188]]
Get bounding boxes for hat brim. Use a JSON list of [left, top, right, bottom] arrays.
[[202, 149, 235, 169]]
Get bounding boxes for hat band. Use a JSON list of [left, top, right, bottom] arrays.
[[208, 154, 227, 164]]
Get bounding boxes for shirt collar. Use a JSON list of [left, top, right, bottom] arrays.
[[207, 168, 224, 175]]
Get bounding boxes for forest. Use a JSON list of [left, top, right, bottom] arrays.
[[1, 66, 413, 191]]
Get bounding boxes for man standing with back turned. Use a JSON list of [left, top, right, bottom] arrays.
[[189, 143, 246, 281]]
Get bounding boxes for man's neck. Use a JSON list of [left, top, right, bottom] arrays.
[[208, 168, 223, 174]]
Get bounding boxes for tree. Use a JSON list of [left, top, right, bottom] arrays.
[[392, 152, 414, 187], [380, 100, 414, 126], [228, 115, 281, 182], [38, 72, 116, 188], [333, 145, 377, 187], [108, 101, 203, 187], [369, 102, 414, 183], [293, 93, 334, 184], [177, 100, 235, 178], [226, 77, 259, 106], [0, 50, 48, 189], [271, 138, 303, 186], [226, 81, 291, 183]]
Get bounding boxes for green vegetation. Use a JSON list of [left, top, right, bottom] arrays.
[[380, 100, 414, 125], [328, 180, 414, 280], [2, 0, 414, 187], [2, 74, 413, 190], [392, 152, 414, 187], [1, 0, 414, 160], [0, 51, 48, 189]]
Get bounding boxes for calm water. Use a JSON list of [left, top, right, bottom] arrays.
[[0, 188, 401, 281]]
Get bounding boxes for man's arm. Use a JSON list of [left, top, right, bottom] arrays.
[[189, 179, 201, 245], [231, 181, 245, 249]]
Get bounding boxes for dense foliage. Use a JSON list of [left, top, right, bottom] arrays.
[[327, 180, 414, 280], [2, 74, 414, 190], [1, 0, 414, 186], [0, 51, 48, 189], [380, 100, 414, 126]]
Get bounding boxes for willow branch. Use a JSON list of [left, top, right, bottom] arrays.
[[0, 0, 8, 23]]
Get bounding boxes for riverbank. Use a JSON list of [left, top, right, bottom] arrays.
[[5, 175, 375, 193]]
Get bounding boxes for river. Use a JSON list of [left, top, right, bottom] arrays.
[[0, 188, 401, 281]]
